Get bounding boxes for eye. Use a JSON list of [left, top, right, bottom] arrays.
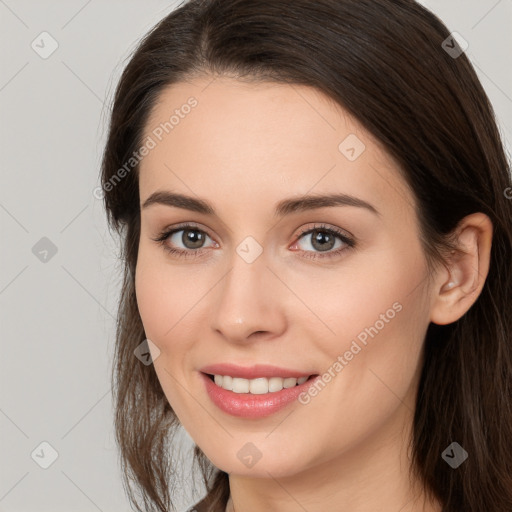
[[152, 222, 356, 261], [152, 223, 217, 259], [291, 224, 355, 260]]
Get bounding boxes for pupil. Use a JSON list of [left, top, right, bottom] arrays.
[[183, 229, 204, 249], [312, 229, 335, 252]]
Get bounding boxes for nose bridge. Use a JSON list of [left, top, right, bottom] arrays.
[[211, 242, 286, 340]]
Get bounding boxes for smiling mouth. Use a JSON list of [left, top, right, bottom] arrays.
[[204, 373, 318, 394]]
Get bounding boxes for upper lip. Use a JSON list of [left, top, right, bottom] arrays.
[[200, 363, 317, 380]]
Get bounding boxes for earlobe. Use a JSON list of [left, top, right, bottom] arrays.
[[429, 213, 493, 326]]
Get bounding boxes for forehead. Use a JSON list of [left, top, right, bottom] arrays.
[[138, 76, 414, 220]]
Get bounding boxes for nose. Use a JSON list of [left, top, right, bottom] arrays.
[[210, 249, 288, 344]]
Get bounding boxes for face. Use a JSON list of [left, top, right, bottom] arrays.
[[135, 76, 434, 478]]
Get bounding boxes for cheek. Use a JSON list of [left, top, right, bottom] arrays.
[[134, 251, 183, 342], [317, 237, 428, 347], [293, 243, 429, 405], [134, 256, 196, 419], [134, 248, 211, 358], [292, 265, 424, 352], [135, 262, 163, 338], [283, 277, 427, 466]]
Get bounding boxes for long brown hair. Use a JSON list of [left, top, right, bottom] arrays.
[[100, 1, 512, 510]]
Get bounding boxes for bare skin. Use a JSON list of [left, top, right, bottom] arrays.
[[135, 76, 493, 512]]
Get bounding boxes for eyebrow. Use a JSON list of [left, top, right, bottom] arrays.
[[141, 191, 380, 217]]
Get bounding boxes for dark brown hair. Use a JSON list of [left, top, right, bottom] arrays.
[[100, 1, 512, 511]]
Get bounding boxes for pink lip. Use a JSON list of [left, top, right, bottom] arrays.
[[200, 372, 321, 418], [199, 363, 314, 380]]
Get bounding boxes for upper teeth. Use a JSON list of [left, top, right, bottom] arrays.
[[213, 375, 309, 394]]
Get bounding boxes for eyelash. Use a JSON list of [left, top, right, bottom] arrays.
[[151, 222, 356, 261]]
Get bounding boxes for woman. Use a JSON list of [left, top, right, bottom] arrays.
[[100, 1, 512, 511]]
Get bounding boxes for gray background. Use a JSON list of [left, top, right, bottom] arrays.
[[0, 1, 511, 511]]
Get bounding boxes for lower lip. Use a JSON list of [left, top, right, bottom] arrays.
[[200, 372, 320, 418]]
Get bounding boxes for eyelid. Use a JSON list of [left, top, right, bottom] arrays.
[[156, 221, 352, 242], [159, 221, 217, 242], [289, 223, 355, 255], [294, 222, 354, 242]]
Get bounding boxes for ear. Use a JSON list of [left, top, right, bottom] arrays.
[[429, 212, 493, 326]]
